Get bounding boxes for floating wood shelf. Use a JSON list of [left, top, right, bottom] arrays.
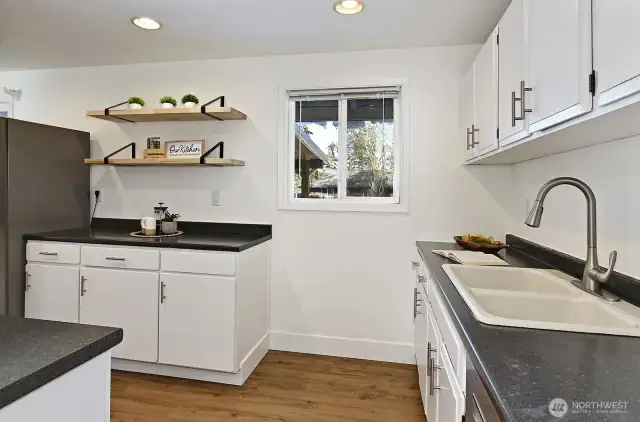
[[87, 107, 246, 123], [84, 158, 245, 167]]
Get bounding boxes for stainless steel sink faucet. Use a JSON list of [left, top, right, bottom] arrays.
[[525, 177, 619, 302]]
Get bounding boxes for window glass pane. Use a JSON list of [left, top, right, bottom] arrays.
[[293, 99, 339, 200], [346, 97, 395, 198]]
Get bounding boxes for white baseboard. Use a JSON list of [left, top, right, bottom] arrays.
[[269, 331, 415, 364], [112, 333, 270, 386]]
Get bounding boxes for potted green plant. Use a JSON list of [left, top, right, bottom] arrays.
[[128, 96, 145, 110], [160, 96, 177, 109], [161, 212, 181, 235], [181, 93, 199, 109]]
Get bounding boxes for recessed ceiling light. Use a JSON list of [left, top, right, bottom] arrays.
[[335, 0, 364, 15], [131, 17, 161, 30]]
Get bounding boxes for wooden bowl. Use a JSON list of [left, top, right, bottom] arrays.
[[454, 236, 507, 254]]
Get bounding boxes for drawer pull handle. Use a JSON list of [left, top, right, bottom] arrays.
[[412, 261, 419, 269], [105, 257, 126, 261], [160, 282, 166, 303], [25, 272, 31, 291], [80, 276, 87, 296], [39, 252, 58, 256]]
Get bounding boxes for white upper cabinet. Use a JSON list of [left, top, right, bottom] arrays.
[[462, 63, 476, 161], [593, 0, 640, 107], [527, 0, 593, 132], [498, 0, 529, 146], [474, 29, 499, 156]]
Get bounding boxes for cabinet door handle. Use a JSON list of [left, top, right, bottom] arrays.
[[413, 288, 418, 318], [105, 257, 126, 261], [38, 252, 58, 256], [520, 80, 533, 118], [429, 358, 442, 396], [160, 282, 166, 304], [427, 342, 436, 374], [25, 272, 31, 292], [466, 128, 473, 150], [513, 80, 532, 127], [418, 275, 426, 284], [471, 124, 480, 146], [80, 276, 87, 296], [412, 261, 419, 269]]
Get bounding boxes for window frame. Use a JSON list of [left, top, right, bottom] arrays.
[[278, 80, 410, 213]]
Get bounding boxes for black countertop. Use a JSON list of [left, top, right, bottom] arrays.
[[24, 218, 272, 252], [0, 317, 122, 410], [417, 239, 640, 421]]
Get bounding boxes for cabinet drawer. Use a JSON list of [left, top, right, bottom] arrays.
[[428, 280, 466, 390], [27, 242, 80, 265], [81, 245, 159, 270], [160, 250, 236, 276]]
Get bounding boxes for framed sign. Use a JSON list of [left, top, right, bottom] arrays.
[[165, 139, 205, 159]]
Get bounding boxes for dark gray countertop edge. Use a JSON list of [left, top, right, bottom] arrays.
[[23, 232, 273, 252], [0, 328, 123, 410]]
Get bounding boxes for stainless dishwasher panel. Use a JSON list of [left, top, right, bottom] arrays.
[[466, 357, 502, 422]]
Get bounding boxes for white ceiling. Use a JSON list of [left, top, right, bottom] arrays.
[[0, 0, 510, 71]]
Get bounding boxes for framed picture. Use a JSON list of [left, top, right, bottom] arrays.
[[165, 139, 205, 159], [0, 102, 10, 118]]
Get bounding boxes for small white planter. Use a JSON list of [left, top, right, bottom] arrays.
[[129, 103, 143, 110], [161, 221, 178, 235], [183, 102, 197, 109], [161, 103, 175, 109]]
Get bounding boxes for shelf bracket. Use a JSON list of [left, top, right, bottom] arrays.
[[200, 96, 225, 121], [103, 142, 136, 164], [200, 142, 224, 164], [104, 101, 136, 123]]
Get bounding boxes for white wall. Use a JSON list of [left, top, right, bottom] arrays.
[[0, 46, 514, 363], [511, 136, 640, 279]]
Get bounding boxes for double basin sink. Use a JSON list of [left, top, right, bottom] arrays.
[[442, 265, 640, 337]]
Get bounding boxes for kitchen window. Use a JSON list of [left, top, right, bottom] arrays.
[[278, 85, 408, 212]]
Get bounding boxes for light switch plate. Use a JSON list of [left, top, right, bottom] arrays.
[[212, 190, 221, 206]]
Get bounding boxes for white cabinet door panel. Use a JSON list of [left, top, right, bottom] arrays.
[[527, 0, 593, 132], [462, 64, 476, 161], [159, 273, 236, 372], [498, 0, 529, 145], [25, 264, 79, 323], [426, 304, 440, 422], [593, 0, 640, 106], [475, 29, 499, 156], [436, 348, 465, 422], [79, 268, 159, 362]]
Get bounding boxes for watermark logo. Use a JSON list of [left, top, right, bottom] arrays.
[[549, 398, 629, 418], [549, 398, 569, 418]]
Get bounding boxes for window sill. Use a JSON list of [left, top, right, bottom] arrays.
[[278, 199, 408, 214]]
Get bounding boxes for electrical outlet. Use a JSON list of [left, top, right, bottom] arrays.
[[94, 189, 104, 203], [212, 190, 221, 206]]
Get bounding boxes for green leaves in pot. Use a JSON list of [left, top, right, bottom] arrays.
[[181, 93, 199, 105], [160, 96, 177, 106], [128, 96, 145, 106]]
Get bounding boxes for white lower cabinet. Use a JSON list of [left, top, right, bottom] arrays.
[[79, 268, 159, 362], [25, 264, 79, 323], [25, 240, 270, 385], [414, 259, 466, 422], [159, 273, 236, 372]]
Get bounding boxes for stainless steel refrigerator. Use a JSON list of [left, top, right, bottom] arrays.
[[0, 117, 89, 316]]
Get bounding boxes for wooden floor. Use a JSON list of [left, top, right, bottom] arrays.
[[111, 350, 426, 422]]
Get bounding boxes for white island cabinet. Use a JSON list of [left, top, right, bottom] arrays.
[[25, 240, 271, 386]]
